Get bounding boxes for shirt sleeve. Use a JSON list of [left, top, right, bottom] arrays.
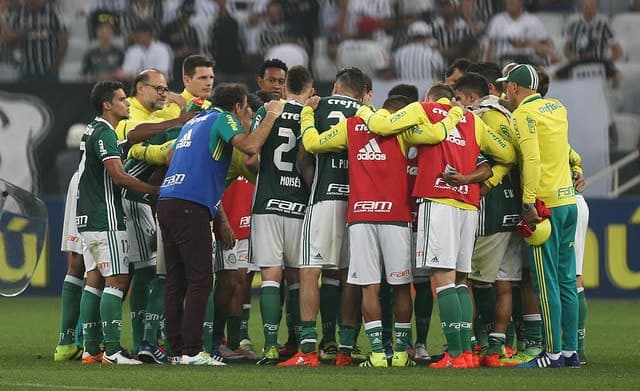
[[215, 112, 244, 143], [485, 163, 511, 188], [300, 106, 348, 153], [127, 141, 173, 165], [569, 145, 583, 175], [512, 110, 541, 204], [95, 128, 121, 161], [250, 106, 266, 132], [475, 114, 516, 167], [357, 103, 463, 138]]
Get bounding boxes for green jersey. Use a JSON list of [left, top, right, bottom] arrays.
[[122, 125, 182, 204], [478, 169, 519, 236], [250, 101, 309, 218], [76, 117, 126, 232], [310, 95, 361, 203]]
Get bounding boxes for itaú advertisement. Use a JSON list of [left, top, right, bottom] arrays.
[[581, 199, 640, 298]]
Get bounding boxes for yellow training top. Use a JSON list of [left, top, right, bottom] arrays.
[[478, 108, 515, 188], [510, 93, 575, 207], [115, 97, 159, 141]]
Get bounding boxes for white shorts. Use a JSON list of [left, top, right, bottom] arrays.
[[81, 230, 130, 277], [251, 214, 303, 269], [156, 217, 166, 275], [60, 171, 84, 254], [416, 201, 478, 273], [299, 200, 349, 269], [214, 238, 249, 272], [411, 231, 431, 282], [347, 223, 412, 286], [123, 199, 156, 269], [575, 195, 589, 276], [470, 232, 524, 283]]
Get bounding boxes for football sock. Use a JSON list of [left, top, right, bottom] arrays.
[[212, 291, 227, 349], [413, 280, 433, 346], [80, 286, 102, 355], [394, 322, 411, 352], [202, 290, 214, 353], [487, 332, 506, 355], [457, 284, 474, 352], [260, 281, 282, 349], [59, 275, 83, 345], [226, 315, 241, 350], [364, 320, 384, 353], [239, 304, 251, 342], [436, 284, 463, 358], [472, 284, 495, 347], [101, 287, 124, 356], [142, 275, 165, 345], [380, 281, 394, 348], [338, 325, 356, 354], [300, 320, 318, 354], [320, 278, 340, 344], [286, 283, 301, 346], [129, 266, 154, 353], [577, 287, 587, 357], [523, 313, 543, 353]]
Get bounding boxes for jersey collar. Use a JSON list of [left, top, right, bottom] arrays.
[[520, 93, 542, 107]]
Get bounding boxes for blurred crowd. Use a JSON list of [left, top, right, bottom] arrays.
[[0, 0, 636, 87]]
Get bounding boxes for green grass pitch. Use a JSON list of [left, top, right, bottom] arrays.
[[0, 297, 638, 390]]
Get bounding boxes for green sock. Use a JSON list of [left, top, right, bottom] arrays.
[[510, 285, 522, 349], [523, 313, 543, 354], [577, 287, 587, 356], [472, 284, 495, 347], [260, 283, 282, 349], [75, 316, 84, 347], [338, 325, 356, 353], [413, 281, 433, 346], [101, 287, 124, 356], [364, 321, 384, 353], [240, 304, 251, 341], [226, 315, 241, 350], [379, 281, 394, 348], [58, 275, 83, 345], [80, 287, 102, 355], [142, 276, 165, 344], [437, 286, 463, 357], [203, 290, 214, 353], [212, 290, 227, 349], [320, 278, 340, 344], [129, 266, 154, 352], [457, 284, 474, 352], [287, 284, 301, 346], [394, 322, 411, 352], [487, 332, 506, 355], [300, 320, 318, 353]]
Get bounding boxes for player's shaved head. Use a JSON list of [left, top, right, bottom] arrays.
[[427, 82, 455, 101], [334, 67, 365, 99], [388, 84, 419, 102], [382, 95, 411, 113], [286, 65, 313, 95]]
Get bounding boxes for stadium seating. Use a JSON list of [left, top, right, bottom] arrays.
[[612, 13, 640, 60]]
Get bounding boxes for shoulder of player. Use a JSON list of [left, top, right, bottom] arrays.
[[213, 110, 242, 132]]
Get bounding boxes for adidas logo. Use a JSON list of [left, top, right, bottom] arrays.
[[312, 253, 323, 260], [357, 139, 386, 161], [446, 127, 466, 146], [351, 272, 357, 279], [175, 129, 193, 149]]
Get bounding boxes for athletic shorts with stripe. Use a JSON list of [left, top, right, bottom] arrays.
[[213, 238, 249, 272], [574, 194, 589, 276], [60, 171, 84, 254], [250, 214, 302, 268], [411, 231, 431, 282], [470, 231, 524, 283], [81, 230, 130, 277], [299, 200, 349, 269], [347, 223, 412, 286], [123, 199, 156, 270], [416, 201, 478, 273]]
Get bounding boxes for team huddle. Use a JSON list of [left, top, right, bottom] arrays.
[[53, 53, 589, 369]]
